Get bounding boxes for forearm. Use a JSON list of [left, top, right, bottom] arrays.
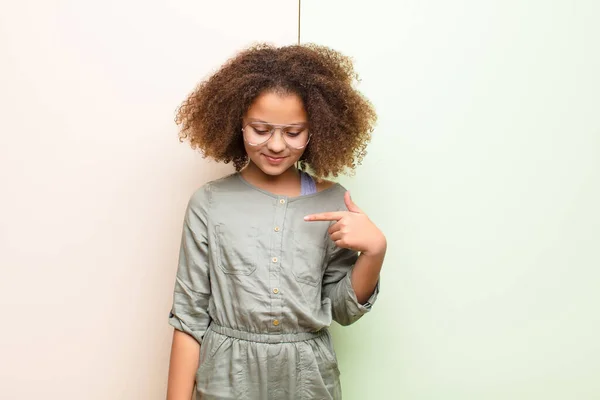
[[167, 329, 200, 400], [351, 246, 385, 304]]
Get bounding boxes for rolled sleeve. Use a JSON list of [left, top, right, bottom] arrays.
[[322, 246, 380, 326], [168, 186, 212, 344]]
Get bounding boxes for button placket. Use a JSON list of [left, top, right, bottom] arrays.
[[268, 196, 287, 332]]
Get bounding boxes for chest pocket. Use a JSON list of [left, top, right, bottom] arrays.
[[291, 230, 328, 286], [214, 224, 258, 275]]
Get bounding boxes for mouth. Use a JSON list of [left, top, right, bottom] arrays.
[[262, 154, 287, 165]]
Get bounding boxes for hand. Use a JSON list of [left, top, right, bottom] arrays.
[[304, 191, 387, 256]]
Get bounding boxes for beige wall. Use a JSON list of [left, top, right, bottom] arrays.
[[0, 1, 297, 398]]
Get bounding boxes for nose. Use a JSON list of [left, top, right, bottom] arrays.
[[266, 129, 286, 153]]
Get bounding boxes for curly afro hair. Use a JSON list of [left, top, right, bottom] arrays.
[[175, 43, 377, 178]]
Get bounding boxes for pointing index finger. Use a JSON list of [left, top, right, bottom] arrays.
[[304, 211, 345, 222]]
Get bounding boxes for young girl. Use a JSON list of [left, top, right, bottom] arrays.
[[167, 43, 386, 400]]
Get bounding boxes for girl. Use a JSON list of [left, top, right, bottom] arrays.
[[167, 43, 386, 400]]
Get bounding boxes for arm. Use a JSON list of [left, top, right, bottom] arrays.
[[307, 190, 386, 325], [351, 243, 386, 304], [167, 187, 212, 399], [322, 245, 381, 326], [167, 330, 199, 400]]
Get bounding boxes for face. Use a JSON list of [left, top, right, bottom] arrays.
[[242, 91, 308, 176]]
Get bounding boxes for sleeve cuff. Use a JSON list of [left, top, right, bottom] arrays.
[[168, 311, 208, 345], [340, 269, 380, 317]]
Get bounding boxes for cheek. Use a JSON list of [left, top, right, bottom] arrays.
[[243, 142, 258, 158], [291, 148, 306, 162]]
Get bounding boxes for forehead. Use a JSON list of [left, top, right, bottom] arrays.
[[245, 91, 307, 124]]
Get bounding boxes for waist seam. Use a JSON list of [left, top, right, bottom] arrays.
[[208, 323, 328, 343]]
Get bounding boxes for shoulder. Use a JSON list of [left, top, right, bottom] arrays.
[[189, 173, 240, 199], [186, 173, 232, 207], [313, 176, 348, 196], [187, 172, 250, 212], [311, 176, 350, 211], [315, 177, 337, 193]]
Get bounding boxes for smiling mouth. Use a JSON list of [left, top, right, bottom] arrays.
[[263, 154, 287, 163]]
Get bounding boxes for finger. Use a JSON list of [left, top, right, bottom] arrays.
[[344, 191, 363, 213], [334, 239, 359, 251], [334, 239, 348, 249], [330, 231, 343, 242], [328, 221, 343, 235], [304, 212, 345, 222]]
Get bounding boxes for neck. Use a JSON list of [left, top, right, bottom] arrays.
[[241, 162, 302, 196]]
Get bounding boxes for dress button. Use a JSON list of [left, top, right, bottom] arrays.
[[272, 257, 278, 263], [273, 288, 279, 294], [273, 319, 280, 326], [274, 226, 280, 232], [279, 199, 285, 204]]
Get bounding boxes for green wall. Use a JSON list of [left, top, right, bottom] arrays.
[[302, 1, 600, 398]]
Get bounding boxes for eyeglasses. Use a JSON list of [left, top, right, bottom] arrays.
[[242, 121, 311, 149]]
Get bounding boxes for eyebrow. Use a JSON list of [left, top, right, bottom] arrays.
[[247, 118, 308, 126]]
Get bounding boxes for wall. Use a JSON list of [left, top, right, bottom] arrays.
[[301, 1, 600, 399], [0, 1, 297, 398]]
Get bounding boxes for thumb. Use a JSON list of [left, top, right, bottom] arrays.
[[344, 191, 362, 213]]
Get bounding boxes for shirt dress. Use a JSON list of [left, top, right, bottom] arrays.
[[168, 172, 379, 400]]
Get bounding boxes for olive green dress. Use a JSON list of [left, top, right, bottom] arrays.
[[169, 172, 379, 399]]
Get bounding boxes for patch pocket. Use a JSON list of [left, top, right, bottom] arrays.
[[292, 231, 327, 287], [215, 224, 258, 275]]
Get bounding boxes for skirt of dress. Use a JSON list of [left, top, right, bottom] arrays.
[[195, 323, 342, 400]]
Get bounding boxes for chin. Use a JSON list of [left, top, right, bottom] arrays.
[[260, 164, 292, 176], [253, 159, 295, 176]]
